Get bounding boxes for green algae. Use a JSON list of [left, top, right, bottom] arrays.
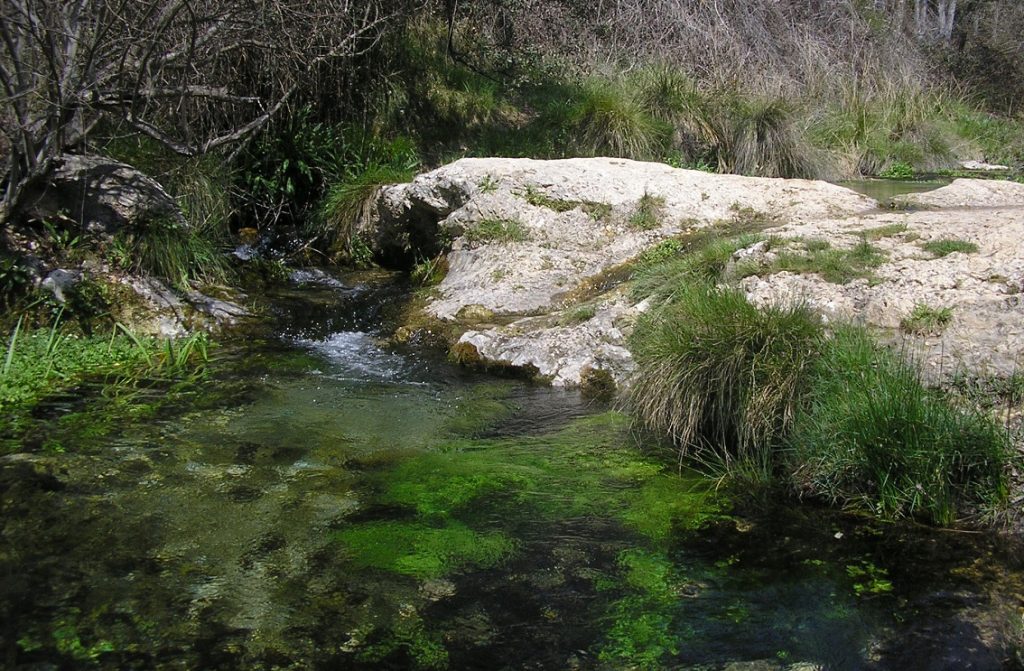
[[356, 608, 450, 670], [334, 521, 516, 579], [437, 382, 518, 437], [597, 548, 688, 669], [619, 474, 723, 542]]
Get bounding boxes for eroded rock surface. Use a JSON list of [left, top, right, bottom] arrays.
[[367, 157, 875, 386], [368, 158, 1023, 387]]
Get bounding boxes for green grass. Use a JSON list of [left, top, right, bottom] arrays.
[[1, 321, 209, 410], [787, 326, 1008, 525], [315, 161, 418, 260], [749, 236, 886, 284], [626, 233, 1010, 525], [920, 238, 979, 257], [861, 223, 908, 239], [463, 218, 529, 244], [112, 215, 227, 289], [628, 283, 823, 460], [629, 192, 666, 230], [522, 185, 578, 212], [900, 304, 953, 335], [632, 234, 763, 301], [569, 77, 670, 159]]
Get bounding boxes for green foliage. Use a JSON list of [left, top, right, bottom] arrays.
[[920, 238, 979, 257], [113, 215, 226, 288], [787, 326, 1009, 525], [628, 282, 823, 460], [568, 77, 671, 159], [629, 192, 666, 230], [900, 304, 953, 335], [334, 521, 516, 579], [0, 256, 32, 309], [879, 161, 915, 179], [713, 96, 819, 178], [410, 254, 448, 287], [463, 217, 529, 244], [0, 320, 209, 410], [313, 136, 420, 260], [632, 234, 763, 301], [845, 561, 894, 596]]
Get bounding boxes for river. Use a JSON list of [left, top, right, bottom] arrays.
[[1, 269, 1021, 670]]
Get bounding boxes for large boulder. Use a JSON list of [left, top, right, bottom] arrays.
[[365, 157, 878, 387], [19, 153, 185, 234]]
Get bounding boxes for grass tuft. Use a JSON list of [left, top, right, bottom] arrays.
[[628, 283, 822, 460], [629, 192, 666, 230], [900, 304, 953, 335], [787, 326, 1008, 525], [920, 238, 979, 257], [463, 218, 529, 244], [570, 77, 670, 159]]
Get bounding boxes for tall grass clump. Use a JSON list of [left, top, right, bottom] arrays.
[[712, 96, 820, 178], [312, 135, 421, 260], [568, 77, 670, 160], [787, 326, 1009, 525], [113, 215, 227, 288], [628, 283, 822, 464]]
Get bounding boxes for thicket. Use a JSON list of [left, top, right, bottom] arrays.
[[627, 235, 1012, 526], [4, 0, 1024, 272]]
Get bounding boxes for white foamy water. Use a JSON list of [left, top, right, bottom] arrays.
[[295, 331, 408, 381]]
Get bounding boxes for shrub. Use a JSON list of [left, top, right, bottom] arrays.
[[787, 326, 1008, 525], [628, 283, 822, 461]]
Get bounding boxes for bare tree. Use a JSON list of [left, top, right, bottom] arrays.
[[0, 0, 405, 226]]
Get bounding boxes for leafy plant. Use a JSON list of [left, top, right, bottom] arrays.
[[879, 161, 915, 179]]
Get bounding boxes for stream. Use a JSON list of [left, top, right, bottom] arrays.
[[2, 270, 1022, 670]]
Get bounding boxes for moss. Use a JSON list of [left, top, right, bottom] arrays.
[[334, 520, 516, 579]]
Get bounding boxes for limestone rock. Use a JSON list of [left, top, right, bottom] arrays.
[[21, 153, 185, 234], [370, 158, 1022, 389]]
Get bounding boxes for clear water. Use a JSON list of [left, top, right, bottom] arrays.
[[838, 178, 951, 204], [2, 272, 1021, 670]]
